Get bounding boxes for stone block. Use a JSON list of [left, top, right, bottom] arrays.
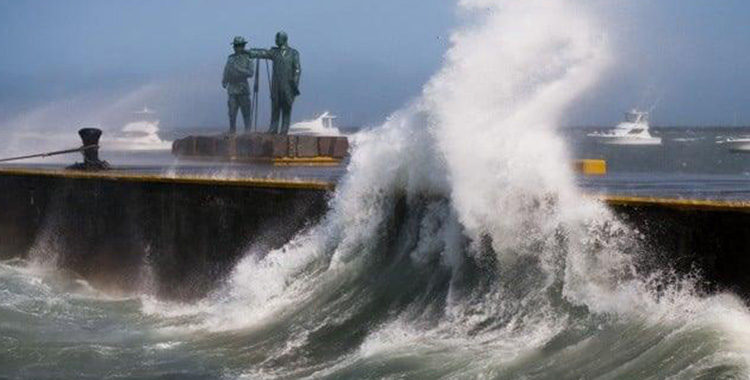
[[252, 134, 287, 157], [173, 136, 198, 156], [215, 136, 234, 157], [171, 139, 184, 155], [287, 135, 298, 158], [273, 135, 290, 157], [331, 137, 349, 158], [318, 137, 335, 157], [235, 135, 255, 157], [254, 135, 272, 157], [296, 136, 319, 157], [194, 136, 216, 156]]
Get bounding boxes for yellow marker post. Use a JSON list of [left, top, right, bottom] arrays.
[[574, 159, 607, 176]]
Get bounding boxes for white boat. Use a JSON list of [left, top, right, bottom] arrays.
[[289, 111, 342, 136], [588, 110, 662, 146], [102, 107, 172, 151], [719, 137, 750, 153]]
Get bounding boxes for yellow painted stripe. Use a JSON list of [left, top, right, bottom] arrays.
[[596, 194, 750, 212], [6, 167, 750, 212], [273, 157, 342, 167], [178, 155, 343, 164], [0, 167, 335, 191], [176, 155, 344, 167]]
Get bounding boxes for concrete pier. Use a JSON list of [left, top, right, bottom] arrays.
[[0, 166, 749, 299], [0, 167, 331, 299]]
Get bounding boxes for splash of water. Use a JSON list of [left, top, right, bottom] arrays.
[[194, 0, 607, 329], [137, 0, 750, 378], [0, 84, 167, 158]]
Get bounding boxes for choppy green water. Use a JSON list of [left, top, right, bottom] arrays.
[[2, 202, 750, 380]]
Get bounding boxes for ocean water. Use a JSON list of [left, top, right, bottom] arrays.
[[3, 0, 750, 379]]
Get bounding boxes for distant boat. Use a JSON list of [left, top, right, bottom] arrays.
[[102, 107, 172, 151], [588, 109, 662, 146], [718, 136, 750, 153], [289, 111, 342, 136]]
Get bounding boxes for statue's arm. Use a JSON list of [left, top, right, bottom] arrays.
[[234, 59, 254, 78], [244, 48, 272, 59]]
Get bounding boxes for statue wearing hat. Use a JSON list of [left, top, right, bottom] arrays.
[[246, 31, 301, 134], [222, 36, 255, 134]]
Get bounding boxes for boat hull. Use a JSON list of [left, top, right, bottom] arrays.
[[724, 140, 750, 153], [590, 136, 662, 146]]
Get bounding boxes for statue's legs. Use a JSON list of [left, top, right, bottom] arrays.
[[228, 95, 240, 134], [279, 101, 293, 134], [238, 95, 252, 133], [269, 101, 281, 134], [269, 98, 294, 134]]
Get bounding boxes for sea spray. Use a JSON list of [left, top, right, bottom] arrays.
[[194, 0, 613, 331], [0, 84, 167, 158], [425, 0, 610, 240]]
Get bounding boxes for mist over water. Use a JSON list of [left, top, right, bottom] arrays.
[[3, 0, 750, 379], [0, 83, 168, 157]]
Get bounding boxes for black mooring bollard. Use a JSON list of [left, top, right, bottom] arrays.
[[67, 128, 110, 171]]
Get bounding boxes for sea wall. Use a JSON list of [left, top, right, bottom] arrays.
[[1, 168, 749, 299], [608, 200, 750, 296], [0, 168, 331, 299]]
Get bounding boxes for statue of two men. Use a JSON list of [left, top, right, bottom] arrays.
[[222, 32, 302, 135]]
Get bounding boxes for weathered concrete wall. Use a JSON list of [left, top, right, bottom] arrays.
[[611, 204, 750, 297], [0, 170, 330, 299], [1, 168, 750, 300], [172, 133, 349, 161]]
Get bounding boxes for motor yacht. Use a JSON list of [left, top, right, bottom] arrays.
[[718, 136, 750, 153], [102, 107, 172, 151], [289, 111, 342, 136], [588, 110, 662, 146]]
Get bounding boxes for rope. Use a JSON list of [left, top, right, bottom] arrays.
[[0, 145, 97, 163]]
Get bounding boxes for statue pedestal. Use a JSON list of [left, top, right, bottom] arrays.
[[172, 133, 349, 165]]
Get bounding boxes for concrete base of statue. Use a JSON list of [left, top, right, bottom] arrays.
[[172, 132, 349, 165]]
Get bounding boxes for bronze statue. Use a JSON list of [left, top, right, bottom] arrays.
[[246, 31, 301, 134], [222, 36, 254, 134]]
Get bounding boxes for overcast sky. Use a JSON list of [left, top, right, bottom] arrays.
[[1, 1, 750, 130]]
